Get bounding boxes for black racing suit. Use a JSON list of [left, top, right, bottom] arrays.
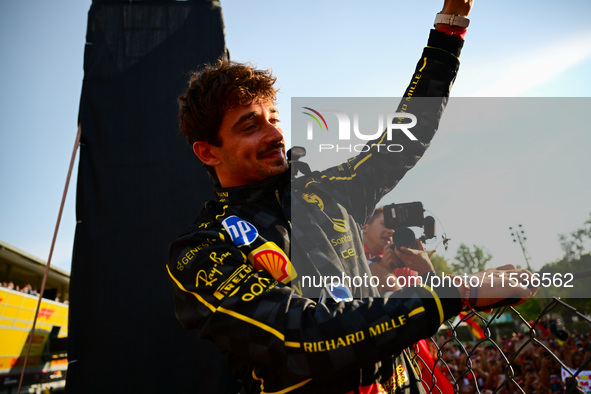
[[167, 30, 464, 394]]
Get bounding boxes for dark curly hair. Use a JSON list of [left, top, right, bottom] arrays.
[[178, 59, 278, 147]]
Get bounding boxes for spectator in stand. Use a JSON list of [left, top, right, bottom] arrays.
[[434, 316, 591, 394]]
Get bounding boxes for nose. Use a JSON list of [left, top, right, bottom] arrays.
[[263, 121, 284, 143]]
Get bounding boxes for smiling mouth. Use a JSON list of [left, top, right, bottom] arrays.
[[258, 145, 285, 160]]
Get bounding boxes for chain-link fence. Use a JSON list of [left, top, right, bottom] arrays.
[[412, 298, 591, 394]]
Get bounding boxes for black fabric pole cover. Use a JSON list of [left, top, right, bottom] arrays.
[[68, 1, 240, 393]]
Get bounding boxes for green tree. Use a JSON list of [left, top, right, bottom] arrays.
[[430, 254, 452, 275], [451, 243, 492, 275], [559, 212, 591, 261], [536, 253, 591, 316], [512, 296, 543, 321], [515, 214, 591, 320]]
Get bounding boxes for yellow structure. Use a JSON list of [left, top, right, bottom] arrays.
[[0, 241, 69, 390], [0, 288, 68, 371]]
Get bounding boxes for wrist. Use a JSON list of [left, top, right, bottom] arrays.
[[450, 275, 474, 311], [461, 279, 471, 311], [435, 25, 467, 40], [434, 13, 469, 40], [427, 29, 465, 59], [434, 13, 470, 28]]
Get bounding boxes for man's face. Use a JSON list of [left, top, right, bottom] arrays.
[[201, 99, 287, 188], [363, 213, 394, 254]]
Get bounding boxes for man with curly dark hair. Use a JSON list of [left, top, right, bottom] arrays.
[[167, 1, 537, 393], [178, 60, 281, 183]]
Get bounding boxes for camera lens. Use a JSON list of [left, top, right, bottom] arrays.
[[392, 227, 415, 248]]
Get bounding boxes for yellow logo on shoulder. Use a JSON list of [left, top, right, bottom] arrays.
[[249, 242, 297, 284], [332, 218, 348, 233], [303, 193, 324, 211]]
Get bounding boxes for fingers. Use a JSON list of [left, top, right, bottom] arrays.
[[470, 265, 541, 310], [502, 267, 540, 290], [483, 266, 537, 290], [397, 246, 420, 256], [397, 239, 425, 255], [416, 239, 426, 252], [397, 245, 425, 256], [493, 264, 516, 271], [381, 244, 402, 269], [393, 245, 434, 276], [441, 0, 474, 16]]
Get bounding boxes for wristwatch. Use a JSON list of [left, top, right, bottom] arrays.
[[434, 13, 470, 28]]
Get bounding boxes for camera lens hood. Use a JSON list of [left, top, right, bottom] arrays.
[[392, 227, 416, 248]]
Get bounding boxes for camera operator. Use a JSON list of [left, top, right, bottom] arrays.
[[364, 206, 437, 292], [363, 206, 402, 292]]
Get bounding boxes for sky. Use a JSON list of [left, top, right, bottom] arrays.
[[1, 0, 590, 274]]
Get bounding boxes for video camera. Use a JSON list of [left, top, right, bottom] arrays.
[[382, 202, 436, 248], [288, 146, 311, 179]]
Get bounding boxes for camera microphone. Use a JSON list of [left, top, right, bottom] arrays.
[[424, 215, 436, 240]]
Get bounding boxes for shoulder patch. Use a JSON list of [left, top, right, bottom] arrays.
[[250, 242, 297, 284], [222, 215, 258, 247]]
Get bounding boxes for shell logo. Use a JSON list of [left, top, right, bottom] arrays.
[[250, 242, 297, 284]]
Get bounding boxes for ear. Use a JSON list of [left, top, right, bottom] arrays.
[[193, 141, 221, 167]]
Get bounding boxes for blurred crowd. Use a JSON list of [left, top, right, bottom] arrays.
[[430, 317, 591, 394], [1, 280, 68, 303], [2, 280, 39, 295]]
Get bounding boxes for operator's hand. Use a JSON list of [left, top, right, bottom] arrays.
[[380, 241, 399, 269], [461, 265, 539, 310], [440, 0, 474, 16], [394, 240, 435, 276]]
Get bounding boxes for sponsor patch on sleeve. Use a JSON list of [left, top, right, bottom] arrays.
[[250, 242, 297, 284], [222, 216, 258, 247]]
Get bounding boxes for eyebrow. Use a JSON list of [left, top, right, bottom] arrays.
[[232, 107, 279, 130]]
